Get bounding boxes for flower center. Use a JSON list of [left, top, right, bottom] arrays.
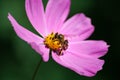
[[44, 32, 68, 55]]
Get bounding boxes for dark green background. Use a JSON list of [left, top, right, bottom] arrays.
[[0, 0, 119, 80]]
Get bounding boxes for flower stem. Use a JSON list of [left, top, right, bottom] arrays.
[[32, 59, 42, 80]]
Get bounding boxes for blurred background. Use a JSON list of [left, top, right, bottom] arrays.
[[0, 0, 119, 80]]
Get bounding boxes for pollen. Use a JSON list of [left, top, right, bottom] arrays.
[[44, 32, 68, 55]]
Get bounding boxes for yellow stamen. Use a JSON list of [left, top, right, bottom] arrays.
[[44, 32, 68, 55]]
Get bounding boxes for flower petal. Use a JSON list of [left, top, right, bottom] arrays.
[[8, 13, 49, 62], [45, 0, 70, 33], [68, 40, 109, 58], [52, 52, 104, 77], [30, 42, 49, 62], [25, 0, 47, 36], [8, 13, 41, 43], [59, 13, 94, 40]]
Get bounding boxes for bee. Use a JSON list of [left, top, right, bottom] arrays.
[[62, 40, 68, 50], [57, 40, 68, 56], [55, 49, 63, 56], [54, 33, 64, 40], [52, 33, 69, 56]]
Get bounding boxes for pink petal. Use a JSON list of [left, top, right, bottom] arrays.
[[52, 52, 104, 77], [45, 0, 70, 33], [8, 13, 41, 43], [30, 42, 49, 62], [8, 13, 49, 62], [68, 40, 109, 58], [59, 13, 94, 40], [25, 0, 47, 36]]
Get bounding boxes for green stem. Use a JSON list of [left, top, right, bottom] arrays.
[[32, 59, 42, 80]]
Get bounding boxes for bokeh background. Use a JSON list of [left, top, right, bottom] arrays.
[[0, 0, 119, 80]]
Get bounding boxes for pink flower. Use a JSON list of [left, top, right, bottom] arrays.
[[8, 0, 109, 77]]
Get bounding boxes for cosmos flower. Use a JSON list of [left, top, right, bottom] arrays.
[[8, 0, 109, 77]]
